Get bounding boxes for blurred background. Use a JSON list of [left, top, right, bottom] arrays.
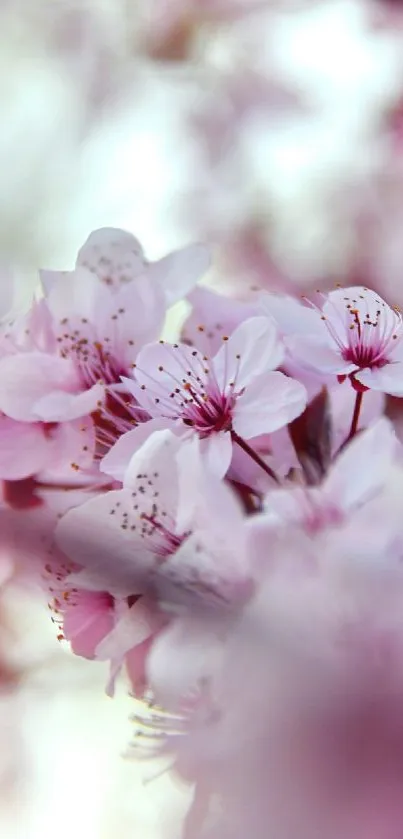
[[2, 0, 403, 836]]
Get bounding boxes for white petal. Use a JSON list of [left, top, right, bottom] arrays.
[[147, 243, 211, 307], [356, 363, 403, 396], [213, 316, 284, 391], [233, 372, 307, 437], [324, 417, 398, 511]]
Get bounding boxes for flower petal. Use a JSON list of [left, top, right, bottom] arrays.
[[0, 352, 79, 421], [56, 489, 158, 597], [199, 431, 233, 478], [213, 316, 284, 391], [234, 372, 307, 437], [95, 597, 161, 660], [33, 383, 104, 422], [286, 334, 357, 376], [147, 242, 211, 307], [100, 418, 173, 481], [147, 617, 222, 708], [0, 419, 53, 480], [356, 364, 403, 396], [324, 417, 398, 511], [63, 591, 115, 658], [76, 227, 146, 287], [259, 292, 326, 337]]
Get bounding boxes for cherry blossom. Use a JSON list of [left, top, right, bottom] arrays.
[[56, 431, 251, 699], [124, 316, 307, 477], [273, 418, 396, 528], [283, 286, 403, 395], [161, 476, 403, 839], [72, 226, 211, 306]]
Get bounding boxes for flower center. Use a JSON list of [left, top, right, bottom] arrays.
[[57, 319, 149, 458], [319, 290, 403, 371], [109, 471, 190, 560], [181, 381, 236, 436]]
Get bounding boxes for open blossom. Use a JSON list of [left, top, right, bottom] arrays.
[[56, 431, 251, 699], [0, 230, 211, 475], [250, 418, 399, 539], [61, 226, 211, 307], [166, 485, 403, 839], [123, 316, 307, 476], [42, 547, 162, 697], [280, 286, 403, 395]]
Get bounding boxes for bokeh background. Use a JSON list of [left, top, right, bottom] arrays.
[[2, 1, 403, 836]]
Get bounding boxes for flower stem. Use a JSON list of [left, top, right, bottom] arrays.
[[347, 390, 364, 443], [231, 431, 280, 484]]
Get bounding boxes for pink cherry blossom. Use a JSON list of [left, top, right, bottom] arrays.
[[55, 431, 193, 596], [282, 286, 403, 395], [248, 418, 399, 545], [56, 431, 251, 699], [0, 230, 210, 475], [124, 316, 307, 477], [73, 226, 211, 307], [164, 493, 403, 839], [45, 554, 116, 656]]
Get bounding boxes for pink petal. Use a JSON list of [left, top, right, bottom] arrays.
[[125, 636, 154, 697], [147, 617, 222, 708], [234, 371, 307, 437], [324, 418, 398, 511], [42, 418, 96, 476], [100, 418, 172, 481], [33, 383, 105, 422], [63, 590, 115, 658], [182, 286, 259, 356], [176, 435, 242, 532], [76, 227, 146, 287], [94, 276, 166, 366], [147, 242, 211, 306], [132, 342, 209, 414], [259, 292, 326, 337], [199, 431, 233, 478], [55, 489, 157, 596], [0, 418, 53, 480], [123, 430, 180, 522], [45, 267, 105, 327], [213, 316, 284, 390], [95, 598, 160, 660], [0, 352, 79, 421], [285, 335, 356, 375], [39, 268, 70, 295], [356, 363, 403, 396]]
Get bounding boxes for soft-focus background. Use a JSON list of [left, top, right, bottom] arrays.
[[2, 1, 403, 836]]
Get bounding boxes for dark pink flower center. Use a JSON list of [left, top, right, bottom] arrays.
[[340, 308, 395, 369], [181, 381, 236, 436], [58, 319, 148, 457], [319, 291, 403, 372]]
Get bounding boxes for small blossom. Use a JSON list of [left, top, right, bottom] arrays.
[[124, 316, 307, 476], [282, 286, 403, 395], [248, 418, 399, 543]]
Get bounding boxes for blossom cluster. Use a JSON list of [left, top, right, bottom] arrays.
[[2, 227, 403, 837]]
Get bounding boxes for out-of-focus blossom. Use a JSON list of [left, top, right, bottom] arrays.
[[250, 417, 398, 537], [160, 468, 403, 838]]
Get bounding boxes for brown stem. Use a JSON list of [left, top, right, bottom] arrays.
[[231, 431, 280, 484], [346, 390, 364, 444]]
